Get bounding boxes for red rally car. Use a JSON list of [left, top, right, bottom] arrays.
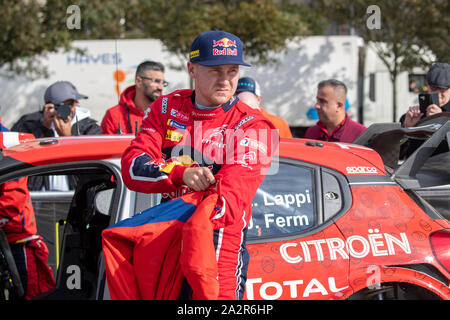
[[0, 119, 449, 300]]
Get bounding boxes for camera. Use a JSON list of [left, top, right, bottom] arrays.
[[41, 103, 72, 120], [418, 92, 439, 114], [52, 103, 72, 120]]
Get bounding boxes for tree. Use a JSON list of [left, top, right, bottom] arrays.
[[317, 0, 449, 122], [0, 0, 70, 78], [0, 0, 124, 78], [1, 0, 321, 79], [121, 0, 314, 67]]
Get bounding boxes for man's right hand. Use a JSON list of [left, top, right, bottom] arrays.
[[182, 167, 216, 191], [42, 104, 56, 129], [403, 105, 423, 128]]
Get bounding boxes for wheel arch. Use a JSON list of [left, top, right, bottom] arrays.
[[348, 265, 450, 300]]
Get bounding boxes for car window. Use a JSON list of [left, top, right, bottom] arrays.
[[248, 161, 316, 239]]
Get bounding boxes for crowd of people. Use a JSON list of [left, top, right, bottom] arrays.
[[1, 26, 449, 300], [7, 55, 450, 147]]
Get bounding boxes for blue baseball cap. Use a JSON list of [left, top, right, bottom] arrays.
[[189, 30, 250, 67], [44, 81, 88, 104], [236, 77, 261, 96]]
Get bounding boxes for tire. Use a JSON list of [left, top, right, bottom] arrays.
[[348, 282, 441, 300]]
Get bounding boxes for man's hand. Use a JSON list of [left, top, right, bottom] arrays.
[[183, 167, 216, 191], [42, 104, 56, 129], [403, 105, 423, 128], [53, 115, 73, 136], [426, 104, 442, 117]]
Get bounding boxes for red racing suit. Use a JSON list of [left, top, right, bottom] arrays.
[[101, 85, 145, 135], [0, 177, 55, 299], [121, 89, 276, 299]]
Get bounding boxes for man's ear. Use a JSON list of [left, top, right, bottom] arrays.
[[135, 76, 142, 89], [336, 100, 345, 111], [257, 95, 262, 104], [187, 62, 195, 78]]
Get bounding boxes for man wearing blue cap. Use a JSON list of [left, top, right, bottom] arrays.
[[121, 30, 276, 299]]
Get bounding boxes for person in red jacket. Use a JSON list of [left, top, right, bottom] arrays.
[[0, 122, 55, 299], [304, 79, 366, 143], [121, 30, 276, 299], [101, 61, 167, 134]]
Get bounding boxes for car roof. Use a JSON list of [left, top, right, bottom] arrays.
[[0, 135, 133, 171], [0, 135, 386, 177]]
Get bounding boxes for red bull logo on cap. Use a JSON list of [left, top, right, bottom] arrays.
[[212, 37, 237, 57], [213, 38, 237, 48]]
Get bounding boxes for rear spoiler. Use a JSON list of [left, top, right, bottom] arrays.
[[353, 114, 450, 170], [354, 117, 450, 189]]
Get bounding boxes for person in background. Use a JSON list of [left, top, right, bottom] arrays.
[[11, 81, 101, 191], [401, 62, 450, 128], [0, 120, 55, 299], [101, 60, 167, 134], [236, 76, 293, 138], [304, 79, 366, 143], [12, 81, 100, 138]]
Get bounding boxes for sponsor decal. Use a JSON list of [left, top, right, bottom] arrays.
[[201, 125, 228, 148], [240, 137, 267, 154], [165, 129, 183, 142], [246, 277, 348, 300], [167, 119, 186, 130], [280, 230, 411, 264], [237, 151, 256, 169], [213, 38, 237, 48], [160, 155, 194, 174], [161, 97, 168, 114], [170, 109, 190, 121], [212, 38, 238, 57], [346, 166, 378, 174], [190, 50, 199, 59], [191, 110, 216, 118], [141, 127, 156, 133], [234, 116, 254, 130]]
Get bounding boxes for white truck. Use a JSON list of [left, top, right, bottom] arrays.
[[0, 36, 424, 132]]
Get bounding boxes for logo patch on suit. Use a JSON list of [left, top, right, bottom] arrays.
[[165, 129, 183, 142], [167, 119, 186, 130]]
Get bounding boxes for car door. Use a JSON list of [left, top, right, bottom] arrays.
[[245, 158, 352, 300], [0, 160, 125, 300]]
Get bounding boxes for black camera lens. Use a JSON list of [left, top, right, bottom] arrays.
[[56, 104, 72, 120]]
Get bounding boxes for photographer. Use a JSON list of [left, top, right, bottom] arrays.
[[400, 62, 450, 128], [11, 81, 101, 191], [12, 81, 101, 138]]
